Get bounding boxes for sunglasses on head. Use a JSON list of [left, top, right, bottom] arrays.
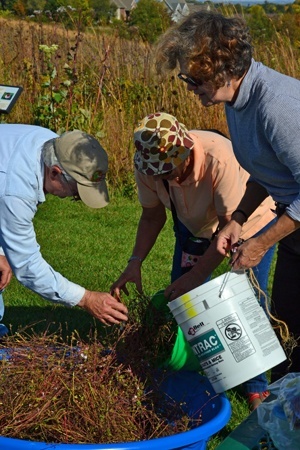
[[178, 73, 200, 87]]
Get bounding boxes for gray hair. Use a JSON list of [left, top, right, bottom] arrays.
[[42, 138, 73, 182]]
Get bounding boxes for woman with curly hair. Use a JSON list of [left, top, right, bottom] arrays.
[[155, 10, 300, 404]]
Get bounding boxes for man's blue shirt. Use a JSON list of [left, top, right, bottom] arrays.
[[0, 124, 84, 306]]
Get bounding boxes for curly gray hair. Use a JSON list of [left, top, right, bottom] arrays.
[[155, 11, 253, 90]]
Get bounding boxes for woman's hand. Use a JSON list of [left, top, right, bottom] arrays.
[[230, 238, 266, 270], [164, 269, 206, 301], [216, 220, 243, 257], [110, 260, 143, 299], [164, 238, 227, 301]]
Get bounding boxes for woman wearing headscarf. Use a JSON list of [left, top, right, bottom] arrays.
[[111, 111, 276, 409]]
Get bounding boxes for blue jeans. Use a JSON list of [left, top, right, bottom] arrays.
[[171, 218, 277, 393]]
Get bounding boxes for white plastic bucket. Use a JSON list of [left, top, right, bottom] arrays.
[[168, 271, 287, 393]]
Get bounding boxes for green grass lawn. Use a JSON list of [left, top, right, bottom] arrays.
[[2, 192, 276, 448], [3, 192, 176, 337]]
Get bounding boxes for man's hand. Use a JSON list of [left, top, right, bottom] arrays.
[[110, 260, 143, 299], [0, 255, 12, 290], [78, 290, 128, 326]]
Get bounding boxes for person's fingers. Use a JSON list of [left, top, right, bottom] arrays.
[[111, 287, 120, 298], [0, 271, 12, 290], [165, 285, 181, 301], [135, 281, 143, 295], [100, 310, 128, 325], [168, 289, 177, 301], [122, 286, 129, 296]]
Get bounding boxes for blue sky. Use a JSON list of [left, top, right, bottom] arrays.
[[200, 0, 292, 3]]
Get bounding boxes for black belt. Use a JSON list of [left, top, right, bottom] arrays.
[[275, 202, 289, 216]]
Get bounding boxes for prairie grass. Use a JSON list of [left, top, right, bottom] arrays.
[[0, 324, 195, 444], [0, 16, 228, 194], [1, 15, 300, 194]]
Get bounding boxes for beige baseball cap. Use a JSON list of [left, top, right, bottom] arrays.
[[54, 130, 109, 209]]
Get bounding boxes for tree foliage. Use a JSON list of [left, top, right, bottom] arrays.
[[90, 0, 116, 25], [245, 5, 277, 41], [1, 0, 300, 47], [129, 0, 171, 44]]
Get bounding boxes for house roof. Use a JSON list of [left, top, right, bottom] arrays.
[[163, 0, 187, 11], [111, 0, 135, 10], [165, 0, 187, 6], [188, 3, 211, 13]]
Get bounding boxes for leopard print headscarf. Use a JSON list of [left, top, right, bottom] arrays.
[[134, 112, 194, 175]]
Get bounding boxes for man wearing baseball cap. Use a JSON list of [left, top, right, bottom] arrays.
[[0, 124, 128, 335]]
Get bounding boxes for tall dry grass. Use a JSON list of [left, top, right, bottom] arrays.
[[1, 16, 300, 190], [0, 17, 227, 191]]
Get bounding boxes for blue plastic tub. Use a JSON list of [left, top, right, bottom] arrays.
[[0, 370, 231, 450]]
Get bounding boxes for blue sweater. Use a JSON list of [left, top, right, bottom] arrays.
[[226, 59, 300, 222]]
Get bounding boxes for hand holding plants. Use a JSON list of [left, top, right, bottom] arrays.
[[78, 290, 128, 326]]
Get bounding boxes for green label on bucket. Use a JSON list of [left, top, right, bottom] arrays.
[[190, 329, 225, 361]]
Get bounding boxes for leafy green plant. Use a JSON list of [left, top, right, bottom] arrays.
[[33, 38, 94, 133]]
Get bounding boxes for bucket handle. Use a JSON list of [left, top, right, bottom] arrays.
[[218, 269, 232, 298], [219, 269, 246, 298]]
